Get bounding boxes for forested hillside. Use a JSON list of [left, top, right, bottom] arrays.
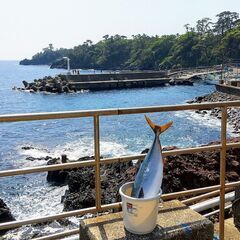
[[20, 11, 240, 70]]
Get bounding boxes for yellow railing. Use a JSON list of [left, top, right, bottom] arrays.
[[1, 101, 240, 240]]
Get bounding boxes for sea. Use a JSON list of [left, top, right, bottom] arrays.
[[0, 61, 235, 239]]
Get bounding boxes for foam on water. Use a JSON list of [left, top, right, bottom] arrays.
[[52, 137, 135, 159], [18, 137, 136, 166], [2, 219, 78, 240], [10, 138, 135, 218], [174, 110, 238, 137]]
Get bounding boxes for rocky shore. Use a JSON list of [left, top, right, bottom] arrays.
[[188, 91, 240, 133], [0, 199, 15, 235], [14, 75, 77, 94], [21, 137, 240, 212], [2, 137, 240, 237]]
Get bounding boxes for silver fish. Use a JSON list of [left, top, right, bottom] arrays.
[[131, 115, 173, 198]]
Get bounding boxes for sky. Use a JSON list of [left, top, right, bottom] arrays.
[[0, 0, 239, 60]]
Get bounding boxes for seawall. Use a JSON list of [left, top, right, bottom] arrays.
[[63, 71, 167, 82]]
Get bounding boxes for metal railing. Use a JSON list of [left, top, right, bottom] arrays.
[[1, 101, 240, 239]]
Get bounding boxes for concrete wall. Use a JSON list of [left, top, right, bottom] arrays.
[[70, 78, 170, 91], [64, 71, 167, 82], [215, 84, 240, 97]]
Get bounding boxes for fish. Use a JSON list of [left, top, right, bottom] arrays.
[[131, 115, 173, 198]]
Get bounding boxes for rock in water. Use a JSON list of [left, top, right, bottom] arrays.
[[0, 198, 15, 235], [22, 80, 29, 88], [46, 157, 69, 185]]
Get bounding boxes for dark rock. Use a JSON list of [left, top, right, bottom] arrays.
[[63, 86, 70, 93], [61, 154, 68, 163], [196, 96, 204, 101], [56, 82, 63, 93], [45, 84, 53, 92], [31, 85, 38, 92], [63, 161, 134, 211], [22, 146, 34, 150], [39, 86, 46, 92], [78, 156, 95, 161], [22, 80, 29, 88], [169, 79, 175, 86], [19, 75, 73, 94], [141, 148, 149, 154], [176, 80, 193, 86], [26, 156, 39, 161], [46, 158, 69, 185], [0, 198, 15, 235], [25, 156, 52, 161]]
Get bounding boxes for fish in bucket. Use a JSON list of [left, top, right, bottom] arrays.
[[119, 115, 173, 234]]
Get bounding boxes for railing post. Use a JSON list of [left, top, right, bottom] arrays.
[[94, 115, 102, 211], [219, 107, 227, 239]]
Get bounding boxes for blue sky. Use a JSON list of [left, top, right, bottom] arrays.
[[0, 0, 239, 60]]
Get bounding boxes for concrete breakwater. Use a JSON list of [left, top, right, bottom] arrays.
[[16, 71, 194, 93]]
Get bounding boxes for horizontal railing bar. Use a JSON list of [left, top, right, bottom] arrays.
[[203, 204, 232, 218], [1, 182, 239, 231], [34, 228, 79, 240], [0, 202, 121, 231], [0, 159, 96, 178], [162, 180, 240, 200], [182, 190, 220, 205], [0, 207, 97, 231], [1, 101, 240, 123], [182, 187, 234, 205], [1, 142, 240, 178]]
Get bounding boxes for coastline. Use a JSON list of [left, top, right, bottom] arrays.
[[188, 91, 240, 134]]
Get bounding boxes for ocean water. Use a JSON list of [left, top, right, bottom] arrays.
[[0, 61, 232, 237]]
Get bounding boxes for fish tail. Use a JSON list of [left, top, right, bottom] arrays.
[[145, 115, 173, 134]]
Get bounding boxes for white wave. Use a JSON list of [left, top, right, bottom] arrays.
[[9, 184, 67, 220], [52, 138, 135, 160], [2, 219, 78, 240], [175, 110, 238, 137], [19, 146, 49, 158], [19, 138, 135, 162]]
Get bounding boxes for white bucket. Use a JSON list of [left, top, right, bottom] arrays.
[[119, 182, 161, 235]]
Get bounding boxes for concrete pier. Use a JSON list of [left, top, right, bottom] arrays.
[[80, 200, 213, 240], [69, 78, 170, 91], [65, 71, 167, 82]]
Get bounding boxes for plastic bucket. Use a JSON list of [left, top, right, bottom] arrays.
[[119, 182, 161, 235]]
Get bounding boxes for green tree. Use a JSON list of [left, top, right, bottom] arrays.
[[214, 11, 239, 35]]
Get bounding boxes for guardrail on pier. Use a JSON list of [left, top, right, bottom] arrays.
[[1, 101, 240, 239]]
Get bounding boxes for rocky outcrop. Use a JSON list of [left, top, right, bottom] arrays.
[[46, 155, 69, 185], [189, 91, 240, 133], [0, 198, 15, 235], [17, 75, 75, 94], [46, 155, 97, 185], [60, 138, 240, 212], [62, 161, 135, 211], [163, 138, 240, 193]]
